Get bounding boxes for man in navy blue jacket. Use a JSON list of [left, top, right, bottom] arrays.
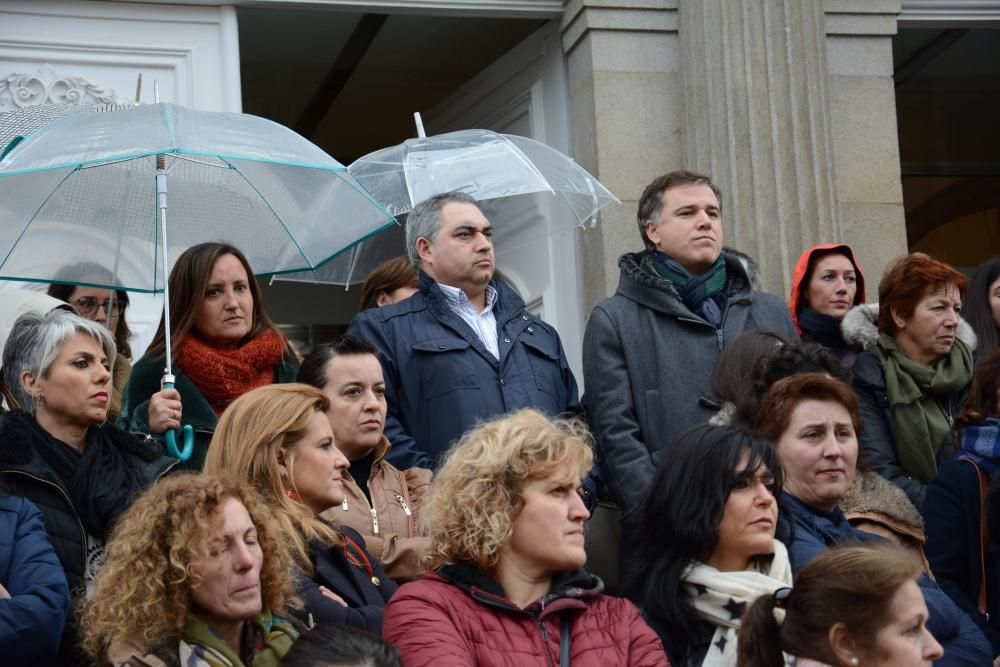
[[348, 192, 592, 502]]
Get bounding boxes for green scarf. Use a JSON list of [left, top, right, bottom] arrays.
[[180, 610, 297, 667], [874, 333, 974, 483]]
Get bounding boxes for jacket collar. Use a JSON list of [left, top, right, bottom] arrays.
[[436, 560, 603, 617], [418, 270, 526, 325], [841, 302, 978, 352], [615, 250, 752, 318], [0, 410, 174, 487]]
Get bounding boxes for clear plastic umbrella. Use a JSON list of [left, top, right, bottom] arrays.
[[274, 127, 618, 287], [0, 101, 395, 458]]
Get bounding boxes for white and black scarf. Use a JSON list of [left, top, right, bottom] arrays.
[[682, 541, 793, 667]]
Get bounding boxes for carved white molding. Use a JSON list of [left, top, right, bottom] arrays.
[[0, 63, 131, 112]]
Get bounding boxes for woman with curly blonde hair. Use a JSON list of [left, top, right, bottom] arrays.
[[205, 383, 395, 636], [81, 473, 299, 667], [382, 408, 668, 667]]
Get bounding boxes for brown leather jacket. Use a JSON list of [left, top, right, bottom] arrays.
[[320, 437, 432, 582]]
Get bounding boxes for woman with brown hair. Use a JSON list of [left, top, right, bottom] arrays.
[[205, 383, 395, 635], [81, 473, 300, 666], [843, 253, 974, 507], [48, 262, 134, 421], [738, 545, 941, 667], [923, 348, 1000, 658], [359, 256, 418, 311], [119, 242, 299, 470], [756, 372, 991, 665]]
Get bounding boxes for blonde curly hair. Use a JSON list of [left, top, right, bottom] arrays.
[[422, 409, 594, 573], [206, 383, 343, 571], [80, 473, 298, 661]]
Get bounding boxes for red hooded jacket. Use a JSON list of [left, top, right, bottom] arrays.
[[789, 244, 866, 335], [382, 562, 669, 667]]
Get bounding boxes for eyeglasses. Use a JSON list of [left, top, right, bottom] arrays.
[[72, 296, 126, 317]]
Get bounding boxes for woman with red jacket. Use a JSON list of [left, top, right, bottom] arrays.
[[788, 244, 866, 361], [382, 409, 668, 667]]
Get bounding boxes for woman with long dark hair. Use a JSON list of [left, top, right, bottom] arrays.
[[625, 424, 790, 666], [965, 258, 1000, 358], [119, 242, 299, 470]]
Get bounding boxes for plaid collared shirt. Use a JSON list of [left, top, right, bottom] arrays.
[[436, 282, 500, 359]]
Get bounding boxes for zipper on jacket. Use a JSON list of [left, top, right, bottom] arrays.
[[394, 492, 412, 517], [342, 474, 380, 533], [538, 618, 557, 667], [3, 470, 88, 580]]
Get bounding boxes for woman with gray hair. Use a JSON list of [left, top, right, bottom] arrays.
[[0, 309, 176, 667]]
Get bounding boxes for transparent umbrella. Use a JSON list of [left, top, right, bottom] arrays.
[[0, 101, 395, 458], [274, 126, 617, 287]]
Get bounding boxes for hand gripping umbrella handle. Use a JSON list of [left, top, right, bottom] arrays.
[[162, 378, 194, 461]]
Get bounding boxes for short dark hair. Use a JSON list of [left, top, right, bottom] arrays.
[[406, 191, 480, 267], [732, 341, 847, 429], [636, 170, 722, 249], [625, 423, 782, 664], [281, 624, 402, 667], [297, 334, 379, 389]]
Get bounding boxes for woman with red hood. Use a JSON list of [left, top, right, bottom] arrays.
[[789, 244, 866, 361]]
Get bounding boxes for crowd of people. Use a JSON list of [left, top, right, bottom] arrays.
[[0, 168, 998, 666]]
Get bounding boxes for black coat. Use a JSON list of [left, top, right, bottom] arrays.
[[348, 272, 582, 470], [923, 458, 1000, 656], [0, 412, 175, 667], [852, 352, 967, 508], [293, 526, 397, 636]]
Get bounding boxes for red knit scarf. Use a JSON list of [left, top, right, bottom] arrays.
[[178, 329, 286, 416]]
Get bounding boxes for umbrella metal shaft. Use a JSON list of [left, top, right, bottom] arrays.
[[156, 154, 175, 376]]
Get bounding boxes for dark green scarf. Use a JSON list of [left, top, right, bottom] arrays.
[[181, 610, 297, 667], [874, 333, 974, 483], [651, 252, 727, 326]]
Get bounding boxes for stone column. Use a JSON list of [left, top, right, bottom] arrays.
[[563, 0, 908, 305], [824, 0, 909, 286], [561, 0, 684, 309], [680, 0, 842, 295]]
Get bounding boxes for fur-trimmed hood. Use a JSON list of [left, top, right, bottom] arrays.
[[841, 302, 978, 353], [841, 470, 924, 538]]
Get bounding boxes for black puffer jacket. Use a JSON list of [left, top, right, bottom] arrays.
[[0, 412, 176, 594]]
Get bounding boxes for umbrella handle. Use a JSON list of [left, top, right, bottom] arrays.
[[162, 378, 194, 461]]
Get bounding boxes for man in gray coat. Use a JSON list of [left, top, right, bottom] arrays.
[[583, 170, 796, 549]]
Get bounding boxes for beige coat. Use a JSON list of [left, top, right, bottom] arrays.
[[320, 437, 431, 582]]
